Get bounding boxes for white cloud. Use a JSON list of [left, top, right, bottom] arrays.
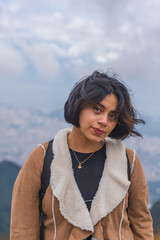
[[29, 44, 60, 80], [0, 43, 26, 79], [1, 0, 159, 74], [96, 56, 107, 64], [0, 0, 160, 115]]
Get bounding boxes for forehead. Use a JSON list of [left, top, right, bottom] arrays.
[[99, 94, 118, 111]]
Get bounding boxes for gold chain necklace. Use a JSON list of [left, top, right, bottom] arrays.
[[72, 150, 96, 169]]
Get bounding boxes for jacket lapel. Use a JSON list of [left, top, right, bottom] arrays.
[[50, 129, 94, 232], [90, 138, 130, 226], [50, 129, 130, 231]]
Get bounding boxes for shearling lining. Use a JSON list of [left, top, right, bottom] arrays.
[[50, 129, 130, 231]]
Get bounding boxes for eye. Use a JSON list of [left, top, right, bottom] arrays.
[[93, 106, 101, 112], [109, 113, 116, 120]]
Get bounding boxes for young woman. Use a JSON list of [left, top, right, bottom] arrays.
[[10, 70, 154, 240]]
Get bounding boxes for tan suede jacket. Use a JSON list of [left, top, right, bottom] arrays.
[[10, 129, 154, 240]]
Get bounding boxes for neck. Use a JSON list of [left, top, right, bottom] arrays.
[[67, 127, 104, 153]]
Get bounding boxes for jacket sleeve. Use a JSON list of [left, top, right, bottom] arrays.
[[127, 151, 154, 240], [10, 144, 47, 240]]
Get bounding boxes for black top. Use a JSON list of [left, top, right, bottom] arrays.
[[69, 144, 106, 211]]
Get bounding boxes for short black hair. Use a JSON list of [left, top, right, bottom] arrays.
[[64, 70, 145, 140]]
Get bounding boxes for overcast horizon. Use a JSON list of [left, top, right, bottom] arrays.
[[0, 0, 160, 119]]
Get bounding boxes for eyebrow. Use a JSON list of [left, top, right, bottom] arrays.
[[97, 103, 117, 113], [98, 103, 105, 109]]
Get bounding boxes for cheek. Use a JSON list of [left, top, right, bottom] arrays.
[[79, 113, 87, 128], [79, 110, 95, 125]]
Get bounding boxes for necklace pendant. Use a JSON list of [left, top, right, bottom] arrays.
[[78, 164, 82, 169]]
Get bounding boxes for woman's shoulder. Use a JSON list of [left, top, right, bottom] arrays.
[[126, 147, 146, 181], [22, 141, 49, 174], [126, 147, 140, 163], [126, 147, 135, 160], [126, 147, 137, 169], [12, 142, 49, 193]]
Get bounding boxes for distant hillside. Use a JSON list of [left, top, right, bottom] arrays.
[[148, 181, 160, 205], [0, 161, 20, 236], [0, 105, 68, 166], [0, 105, 160, 182], [151, 200, 160, 234]]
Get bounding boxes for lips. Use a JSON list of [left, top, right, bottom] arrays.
[[92, 127, 105, 135]]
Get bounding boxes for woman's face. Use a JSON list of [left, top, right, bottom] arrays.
[[78, 93, 118, 143]]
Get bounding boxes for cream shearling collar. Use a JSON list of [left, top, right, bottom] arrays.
[[50, 129, 130, 232]]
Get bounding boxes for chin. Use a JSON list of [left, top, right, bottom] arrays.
[[90, 135, 105, 143]]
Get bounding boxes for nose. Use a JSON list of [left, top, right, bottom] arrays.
[[97, 115, 108, 127]]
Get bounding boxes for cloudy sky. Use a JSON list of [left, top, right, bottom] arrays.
[[0, 0, 160, 119]]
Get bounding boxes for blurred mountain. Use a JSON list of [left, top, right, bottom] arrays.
[[0, 105, 159, 182], [0, 161, 20, 236], [0, 105, 69, 166], [151, 200, 160, 234], [148, 181, 160, 207]]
